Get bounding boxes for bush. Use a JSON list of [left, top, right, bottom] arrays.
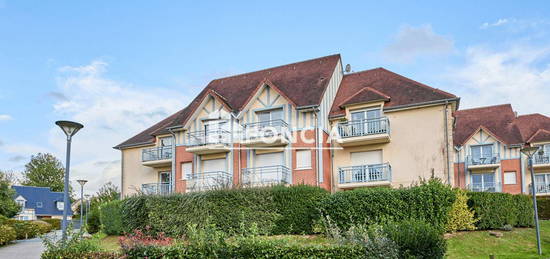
[[33, 220, 53, 234], [41, 225, 116, 259], [87, 207, 101, 234], [320, 178, 456, 231], [6, 220, 41, 239], [383, 220, 446, 259], [99, 200, 123, 235], [271, 185, 329, 234], [445, 189, 477, 232], [536, 197, 550, 220], [467, 192, 533, 229], [42, 218, 61, 230], [120, 195, 149, 233], [0, 225, 16, 245]]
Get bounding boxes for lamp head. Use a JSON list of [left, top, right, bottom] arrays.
[[55, 120, 83, 138], [521, 145, 541, 157], [76, 179, 88, 186]]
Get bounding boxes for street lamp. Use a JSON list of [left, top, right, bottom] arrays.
[[56, 120, 83, 240], [84, 194, 91, 226], [76, 179, 88, 231], [520, 145, 543, 255]]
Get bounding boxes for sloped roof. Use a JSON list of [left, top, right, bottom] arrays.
[[338, 87, 390, 108], [330, 68, 457, 117], [115, 54, 341, 149], [12, 186, 72, 216], [452, 104, 550, 146]]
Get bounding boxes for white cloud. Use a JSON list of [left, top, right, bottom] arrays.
[[383, 24, 454, 64], [0, 114, 12, 121], [480, 18, 510, 29], [447, 44, 550, 115]]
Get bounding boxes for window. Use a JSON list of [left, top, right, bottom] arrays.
[[471, 173, 496, 192], [257, 108, 283, 123], [535, 173, 550, 194], [16, 199, 25, 207], [296, 150, 312, 169], [182, 162, 192, 180], [470, 144, 494, 163], [351, 108, 381, 121], [504, 172, 517, 184], [56, 202, 64, 211], [160, 137, 173, 147], [36, 202, 43, 208]]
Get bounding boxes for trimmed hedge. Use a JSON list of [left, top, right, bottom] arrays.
[[87, 207, 101, 234], [5, 219, 42, 239], [537, 197, 550, 220], [0, 225, 16, 245], [319, 179, 456, 231], [42, 218, 61, 230], [100, 200, 123, 235], [467, 192, 534, 229], [383, 220, 446, 259], [121, 185, 328, 236]]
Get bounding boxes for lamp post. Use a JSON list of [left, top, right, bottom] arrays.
[[56, 120, 83, 240], [520, 145, 543, 255], [84, 194, 91, 226], [76, 179, 87, 230]]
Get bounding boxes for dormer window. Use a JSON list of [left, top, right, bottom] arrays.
[[159, 137, 173, 147], [56, 201, 64, 211], [36, 202, 43, 208], [351, 108, 381, 121], [257, 108, 283, 123]]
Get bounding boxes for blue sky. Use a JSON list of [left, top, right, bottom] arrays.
[[1, 1, 550, 193]]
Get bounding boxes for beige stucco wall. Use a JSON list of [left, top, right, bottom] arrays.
[[332, 104, 454, 190], [121, 146, 158, 197]]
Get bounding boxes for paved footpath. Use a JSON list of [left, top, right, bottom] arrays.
[[0, 230, 63, 259]]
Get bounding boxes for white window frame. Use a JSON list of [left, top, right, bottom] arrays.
[[350, 107, 382, 121], [295, 150, 312, 170], [256, 108, 283, 122], [503, 171, 517, 185], [181, 162, 192, 180]]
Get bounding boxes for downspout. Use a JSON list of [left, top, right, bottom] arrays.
[[230, 112, 241, 186], [444, 101, 451, 185], [313, 109, 320, 187], [167, 128, 177, 194]]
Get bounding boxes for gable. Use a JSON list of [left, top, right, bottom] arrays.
[[184, 92, 233, 132]]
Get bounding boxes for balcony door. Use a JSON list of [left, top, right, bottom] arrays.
[[535, 173, 550, 193], [159, 171, 171, 194], [471, 173, 495, 192], [471, 144, 494, 164], [351, 108, 381, 135], [200, 158, 227, 188], [204, 120, 227, 144], [254, 152, 284, 182], [350, 151, 382, 182]]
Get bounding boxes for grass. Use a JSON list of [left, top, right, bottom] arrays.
[[446, 220, 550, 259], [97, 235, 121, 251]]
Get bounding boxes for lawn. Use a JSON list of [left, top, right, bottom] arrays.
[[446, 220, 550, 259], [97, 221, 550, 258]]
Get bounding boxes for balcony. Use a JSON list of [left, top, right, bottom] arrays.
[[337, 163, 391, 189], [466, 153, 500, 170], [184, 130, 231, 154], [336, 117, 390, 147], [242, 119, 290, 147], [141, 183, 171, 195], [241, 165, 290, 186], [186, 171, 233, 192], [467, 182, 501, 192], [142, 146, 172, 167], [533, 155, 550, 170], [531, 183, 550, 196]]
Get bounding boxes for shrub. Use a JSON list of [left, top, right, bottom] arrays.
[[0, 215, 9, 225], [271, 185, 329, 234], [87, 207, 101, 234], [99, 200, 123, 235], [383, 219, 446, 259], [42, 218, 61, 230], [41, 225, 116, 259], [0, 225, 16, 245], [320, 178, 456, 231], [120, 195, 149, 233], [538, 197, 550, 220], [445, 189, 477, 232], [33, 220, 53, 234], [467, 192, 532, 229], [6, 220, 41, 239]]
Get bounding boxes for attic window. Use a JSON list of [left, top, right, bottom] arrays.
[[36, 202, 43, 208]]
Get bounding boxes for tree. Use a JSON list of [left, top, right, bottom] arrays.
[[89, 182, 120, 212], [21, 153, 68, 193], [0, 170, 20, 217]]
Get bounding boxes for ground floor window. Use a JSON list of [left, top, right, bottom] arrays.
[[471, 172, 496, 192], [535, 173, 550, 194]]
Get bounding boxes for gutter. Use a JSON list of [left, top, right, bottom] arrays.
[[444, 100, 451, 185], [384, 98, 460, 112], [113, 141, 155, 150]]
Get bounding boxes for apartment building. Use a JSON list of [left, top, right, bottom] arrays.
[[114, 54, 461, 197], [453, 104, 550, 196]]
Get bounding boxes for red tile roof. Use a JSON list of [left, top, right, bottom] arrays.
[[330, 68, 457, 117], [453, 104, 550, 146], [338, 87, 390, 108], [115, 54, 341, 149]]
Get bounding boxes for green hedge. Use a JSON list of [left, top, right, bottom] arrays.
[[5, 219, 42, 239], [467, 192, 534, 229], [319, 179, 456, 231], [87, 207, 101, 234], [0, 225, 16, 246], [121, 185, 328, 236], [100, 200, 123, 235], [42, 219, 61, 230], [383, 220, 446, 259], [538, 197, 550, 220]]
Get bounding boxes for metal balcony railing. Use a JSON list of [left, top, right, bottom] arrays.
[[338, 117, 389, 138], [141, 183, 171, 195], [243, 119, 290, 141], [338, 163, 391, 184], [186, 171, 232, 191], [530, 183, 550, 194], [185, 129, 231, 147], [467, 182, 501, 192], [241, 165, 290, 186], [466, 153, 500, 166], [533, 155, 550, 165], [142, 146, 173, 162]]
